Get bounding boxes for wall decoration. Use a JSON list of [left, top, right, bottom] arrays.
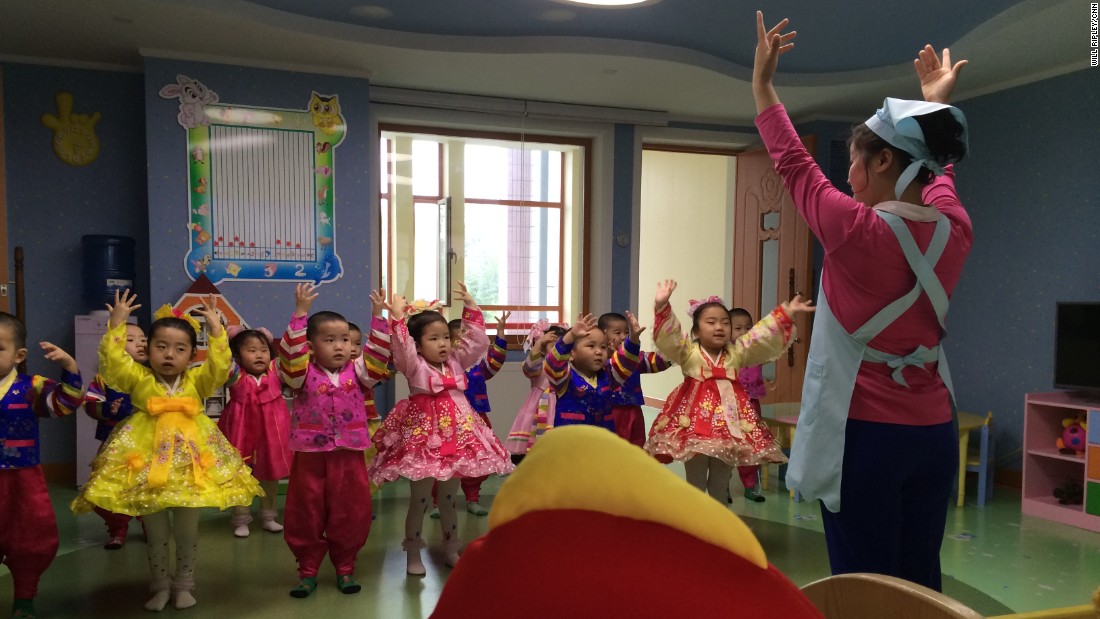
[[164, 76, 347, 285], [40, 92, 101, 166]]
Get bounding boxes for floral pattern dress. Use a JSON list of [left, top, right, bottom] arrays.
[[644, 304, 793, 466]]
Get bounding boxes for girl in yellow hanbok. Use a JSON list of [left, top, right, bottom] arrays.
[[72, 290, 261, 612]]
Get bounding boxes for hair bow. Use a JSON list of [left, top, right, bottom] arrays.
[[405, 299, 443, 317], [686, 295, 725, 318], [226, 324, 274, 343], [153, 304, 202, 335]]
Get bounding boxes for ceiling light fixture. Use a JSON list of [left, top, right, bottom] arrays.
[[553, 0, 661, 8]]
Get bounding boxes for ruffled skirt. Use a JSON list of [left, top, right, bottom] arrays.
[[72, 411, 263, 516], [369, 392, 514, 484], [645, 378, 786, 467]]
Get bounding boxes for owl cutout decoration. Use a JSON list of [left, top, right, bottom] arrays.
[[309, 92, 344, 136], [41, 92, 101, 166]]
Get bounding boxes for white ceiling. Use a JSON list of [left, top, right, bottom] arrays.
[[0, 0, 1089, 125]]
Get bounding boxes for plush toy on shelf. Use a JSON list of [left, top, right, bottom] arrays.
[[1053, 479, 1084, 505], [1056, 415, 1088, 455]]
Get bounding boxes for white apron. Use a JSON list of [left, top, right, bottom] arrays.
[[786, 203, 958, 513]]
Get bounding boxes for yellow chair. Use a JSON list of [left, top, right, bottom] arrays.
[[801, 573, 984, 619], [957, 411, 995, 507]]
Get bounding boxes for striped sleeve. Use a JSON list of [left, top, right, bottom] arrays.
[[639, 351, 672, 375], [278, 314, 310, 390], [479, 336, 508, 380], [607, 338, 641, 388], [357, 316, 392, 388], [544, 338, 573, 397], [521, 353, 543, 379], [83, 375, 108, 421], [32, 369, 84, 418], [225, 361, 242, 389]]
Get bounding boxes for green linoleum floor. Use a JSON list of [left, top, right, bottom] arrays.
[[3, 471, 1098, 619]]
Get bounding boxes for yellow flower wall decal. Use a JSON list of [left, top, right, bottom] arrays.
[[41, 92, 101, 166]]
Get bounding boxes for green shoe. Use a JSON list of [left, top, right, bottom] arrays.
[[337, 574, 362, 594], [429, 507, 440, 519], [289, 577, 318, 598], [744, 488, 766, 503], [12, 598, 36, 619]]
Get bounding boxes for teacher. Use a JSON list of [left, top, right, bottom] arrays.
[[751, 11, 972, 591]]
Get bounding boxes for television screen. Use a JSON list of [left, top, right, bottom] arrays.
[[1054, 302, 1100, 391]]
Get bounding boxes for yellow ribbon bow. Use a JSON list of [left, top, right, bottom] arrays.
[[146, 396, 208, 489]]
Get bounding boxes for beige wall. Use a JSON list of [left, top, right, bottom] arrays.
[[636, 149, 736, 402]]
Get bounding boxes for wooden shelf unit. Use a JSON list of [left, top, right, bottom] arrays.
[[1021, 391, 1100, 532]]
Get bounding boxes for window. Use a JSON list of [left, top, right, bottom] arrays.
[[380, 127, 586, 336]]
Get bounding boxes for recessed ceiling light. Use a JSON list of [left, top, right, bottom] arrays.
[[552, 0, 661, 7], [350, 5, 394, 19]]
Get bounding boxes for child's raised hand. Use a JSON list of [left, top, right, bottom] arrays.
[[453, 281, 476, 308], [105, 289, 141, 330], [565, 313, 597, 345], [625, 310, 646, 343], [390, 293, 408, 321], [40, 341, 78, 374], [294, 283, 318, 317], [914, 45, 967, 104], [193, 295, 224, 338], [495, 311, 511, 338], [370, 288, 388, 318], [781, 294, 816, 318], [534, 331, 558, 356], [654, 279, 677, 310]]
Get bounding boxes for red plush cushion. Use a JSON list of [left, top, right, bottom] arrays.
[[431, 509, 823, 619]]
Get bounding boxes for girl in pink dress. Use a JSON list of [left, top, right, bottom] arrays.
[[370, 284, 514, 576], [505, 320, 566, 463], [217, 326, 293, 537]]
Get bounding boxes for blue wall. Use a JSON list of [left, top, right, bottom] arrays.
[[946, 69, 1100, 469], [143, 58, 374, 339], [2, 63, 150, 464]]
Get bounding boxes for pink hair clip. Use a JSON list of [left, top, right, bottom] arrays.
[[523, 318, 551, 353], [686, 295, 726, 318]]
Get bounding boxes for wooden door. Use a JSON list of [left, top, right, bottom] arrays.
[[0, 67, 9, 313], [733, 139, 815, 403]]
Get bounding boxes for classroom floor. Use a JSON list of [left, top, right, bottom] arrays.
[[2, 466, 1099, 619]]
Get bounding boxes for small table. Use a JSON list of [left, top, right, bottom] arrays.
[[761, 402, 802, 501]]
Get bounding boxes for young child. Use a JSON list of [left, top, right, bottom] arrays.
[[218, 326, 293, 537], [600, 312, 672, 447], [644, 280, 813, 501], [83, 322, 145, 549], [369, 284, 513, 577], [277, 284, 391, 598], [0, 312, 83, 619], [348, 322, 388, 440], [505, 321, 565, 464], [446, 311, 509, 516], [544, 313, 641, 431], [729, 307, 767, 503], [73, 291, 261, 612]]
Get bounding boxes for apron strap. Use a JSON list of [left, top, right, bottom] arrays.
[[851, 211, 951, 343]]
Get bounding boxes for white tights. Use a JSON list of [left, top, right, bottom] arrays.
[[142, 508, 201, 611]]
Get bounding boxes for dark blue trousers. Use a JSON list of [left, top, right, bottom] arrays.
[[819, 418, 957, 592]]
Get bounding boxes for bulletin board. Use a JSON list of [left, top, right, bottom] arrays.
[[179, 92, 346, 285]]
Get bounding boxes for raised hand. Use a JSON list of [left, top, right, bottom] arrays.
[[453, 281, 476, 308], [495, 311, 512, 338], [654, 279, 678, 310], [781, 294, 816, 318], [753, 11, 797, 93], [564, 313, 597, 345], [625, 310, 646, 343], [535, 330, 559, 356], [40, 341, 78, 374], [390, 292, 408, 321], [294, 283, 319, 317], [193, 295, 224, 337], [914, 45, 967, 104], [106, 289, 141, 330], [370, 288, 388, 318]]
